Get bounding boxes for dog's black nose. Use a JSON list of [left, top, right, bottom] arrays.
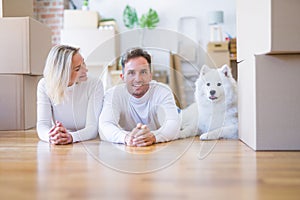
[[210, 90, 216, 96]]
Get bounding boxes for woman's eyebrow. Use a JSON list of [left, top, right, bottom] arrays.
[[73, 64, 81, 70]]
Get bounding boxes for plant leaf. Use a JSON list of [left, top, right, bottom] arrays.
[[140, 8, 159, 29], [123, 5, 139, 29]]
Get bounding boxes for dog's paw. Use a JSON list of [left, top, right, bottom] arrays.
[[199, 131, 219, 140], [200, 133, 210, 140]]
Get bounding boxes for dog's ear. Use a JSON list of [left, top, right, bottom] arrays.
[[200, 65, 211, 76], [220, 64, 232, 78]]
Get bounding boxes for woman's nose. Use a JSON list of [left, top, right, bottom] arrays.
[[82, 64, 88, 72]]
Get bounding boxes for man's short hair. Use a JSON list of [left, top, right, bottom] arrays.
[[121, 47, 151, 73]]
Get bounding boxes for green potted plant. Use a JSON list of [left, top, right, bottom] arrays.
[[82, 0, 89, 10], [123, 5, 160, 45]]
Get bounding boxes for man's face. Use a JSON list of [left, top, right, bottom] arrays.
[[121, 56, 152, 98]]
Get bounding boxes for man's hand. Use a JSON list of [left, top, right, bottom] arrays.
[[49, 121, 73, 145], [125, 123, 156, 147], [125, 123, 142, 146]]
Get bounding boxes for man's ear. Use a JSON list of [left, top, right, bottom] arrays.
[[120, 73, 124, 81]]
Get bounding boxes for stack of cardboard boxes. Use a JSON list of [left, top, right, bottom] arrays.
[[0, 0, 52, 130], [237, 0, 300, 150]]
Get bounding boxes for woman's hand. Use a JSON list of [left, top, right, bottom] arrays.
[[48, 121, 73, 145]]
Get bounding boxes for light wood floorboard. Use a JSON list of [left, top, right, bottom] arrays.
[[0, 129, 299, 200]]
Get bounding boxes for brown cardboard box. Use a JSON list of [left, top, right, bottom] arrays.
[[0, 0, 33, 17], [237, 0, 300, 55], [238, 54, 300, 150], [153, 70, 168, 84], [0, 17, 52, 75], [0, 74, 41, 130], [205, 41, 230, 67], [207, 41, 229, 52]]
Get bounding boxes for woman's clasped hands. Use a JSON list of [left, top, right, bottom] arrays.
[[49, 121, 73, 145]]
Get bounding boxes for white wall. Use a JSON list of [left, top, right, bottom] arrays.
[[89, 0, 236, 49]]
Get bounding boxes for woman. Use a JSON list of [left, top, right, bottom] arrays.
[[37, 45, 104, 144]]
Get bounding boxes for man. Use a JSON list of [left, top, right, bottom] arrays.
[[99, 47, 180, 147]]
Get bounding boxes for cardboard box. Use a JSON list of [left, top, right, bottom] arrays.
[[61, 29, 117, 63], [205, 41, 230, 67], [237, 0, 300, 54], [0, 75, 42, 130], [0, 0, 33, 17], [207, 41, 229, 52], [153, 70, 168, 84], [63, 10, 99, 29], [0, 17, 52, 75], [238, 54, 300, 150]]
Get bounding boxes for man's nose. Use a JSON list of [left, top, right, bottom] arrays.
[[135, 72, 142, 80]]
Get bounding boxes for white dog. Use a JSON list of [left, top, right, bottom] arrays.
[[180, 64, 238, 140]]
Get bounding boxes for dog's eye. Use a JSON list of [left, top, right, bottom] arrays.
[[217, 83, 222, 86], [206, 83, 210, 86]]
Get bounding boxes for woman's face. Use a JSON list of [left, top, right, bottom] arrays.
[[68, 52, 88, 86]]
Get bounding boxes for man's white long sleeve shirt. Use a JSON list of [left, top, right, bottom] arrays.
[[99, 81, 180, 144]]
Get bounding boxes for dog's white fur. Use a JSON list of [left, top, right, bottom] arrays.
[[180, 64, 238, 140]]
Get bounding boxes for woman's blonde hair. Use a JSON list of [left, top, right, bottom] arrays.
[[43, 44, 79, 104]]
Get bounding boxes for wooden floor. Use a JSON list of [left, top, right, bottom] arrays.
[[0, 129, 300, 200]]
